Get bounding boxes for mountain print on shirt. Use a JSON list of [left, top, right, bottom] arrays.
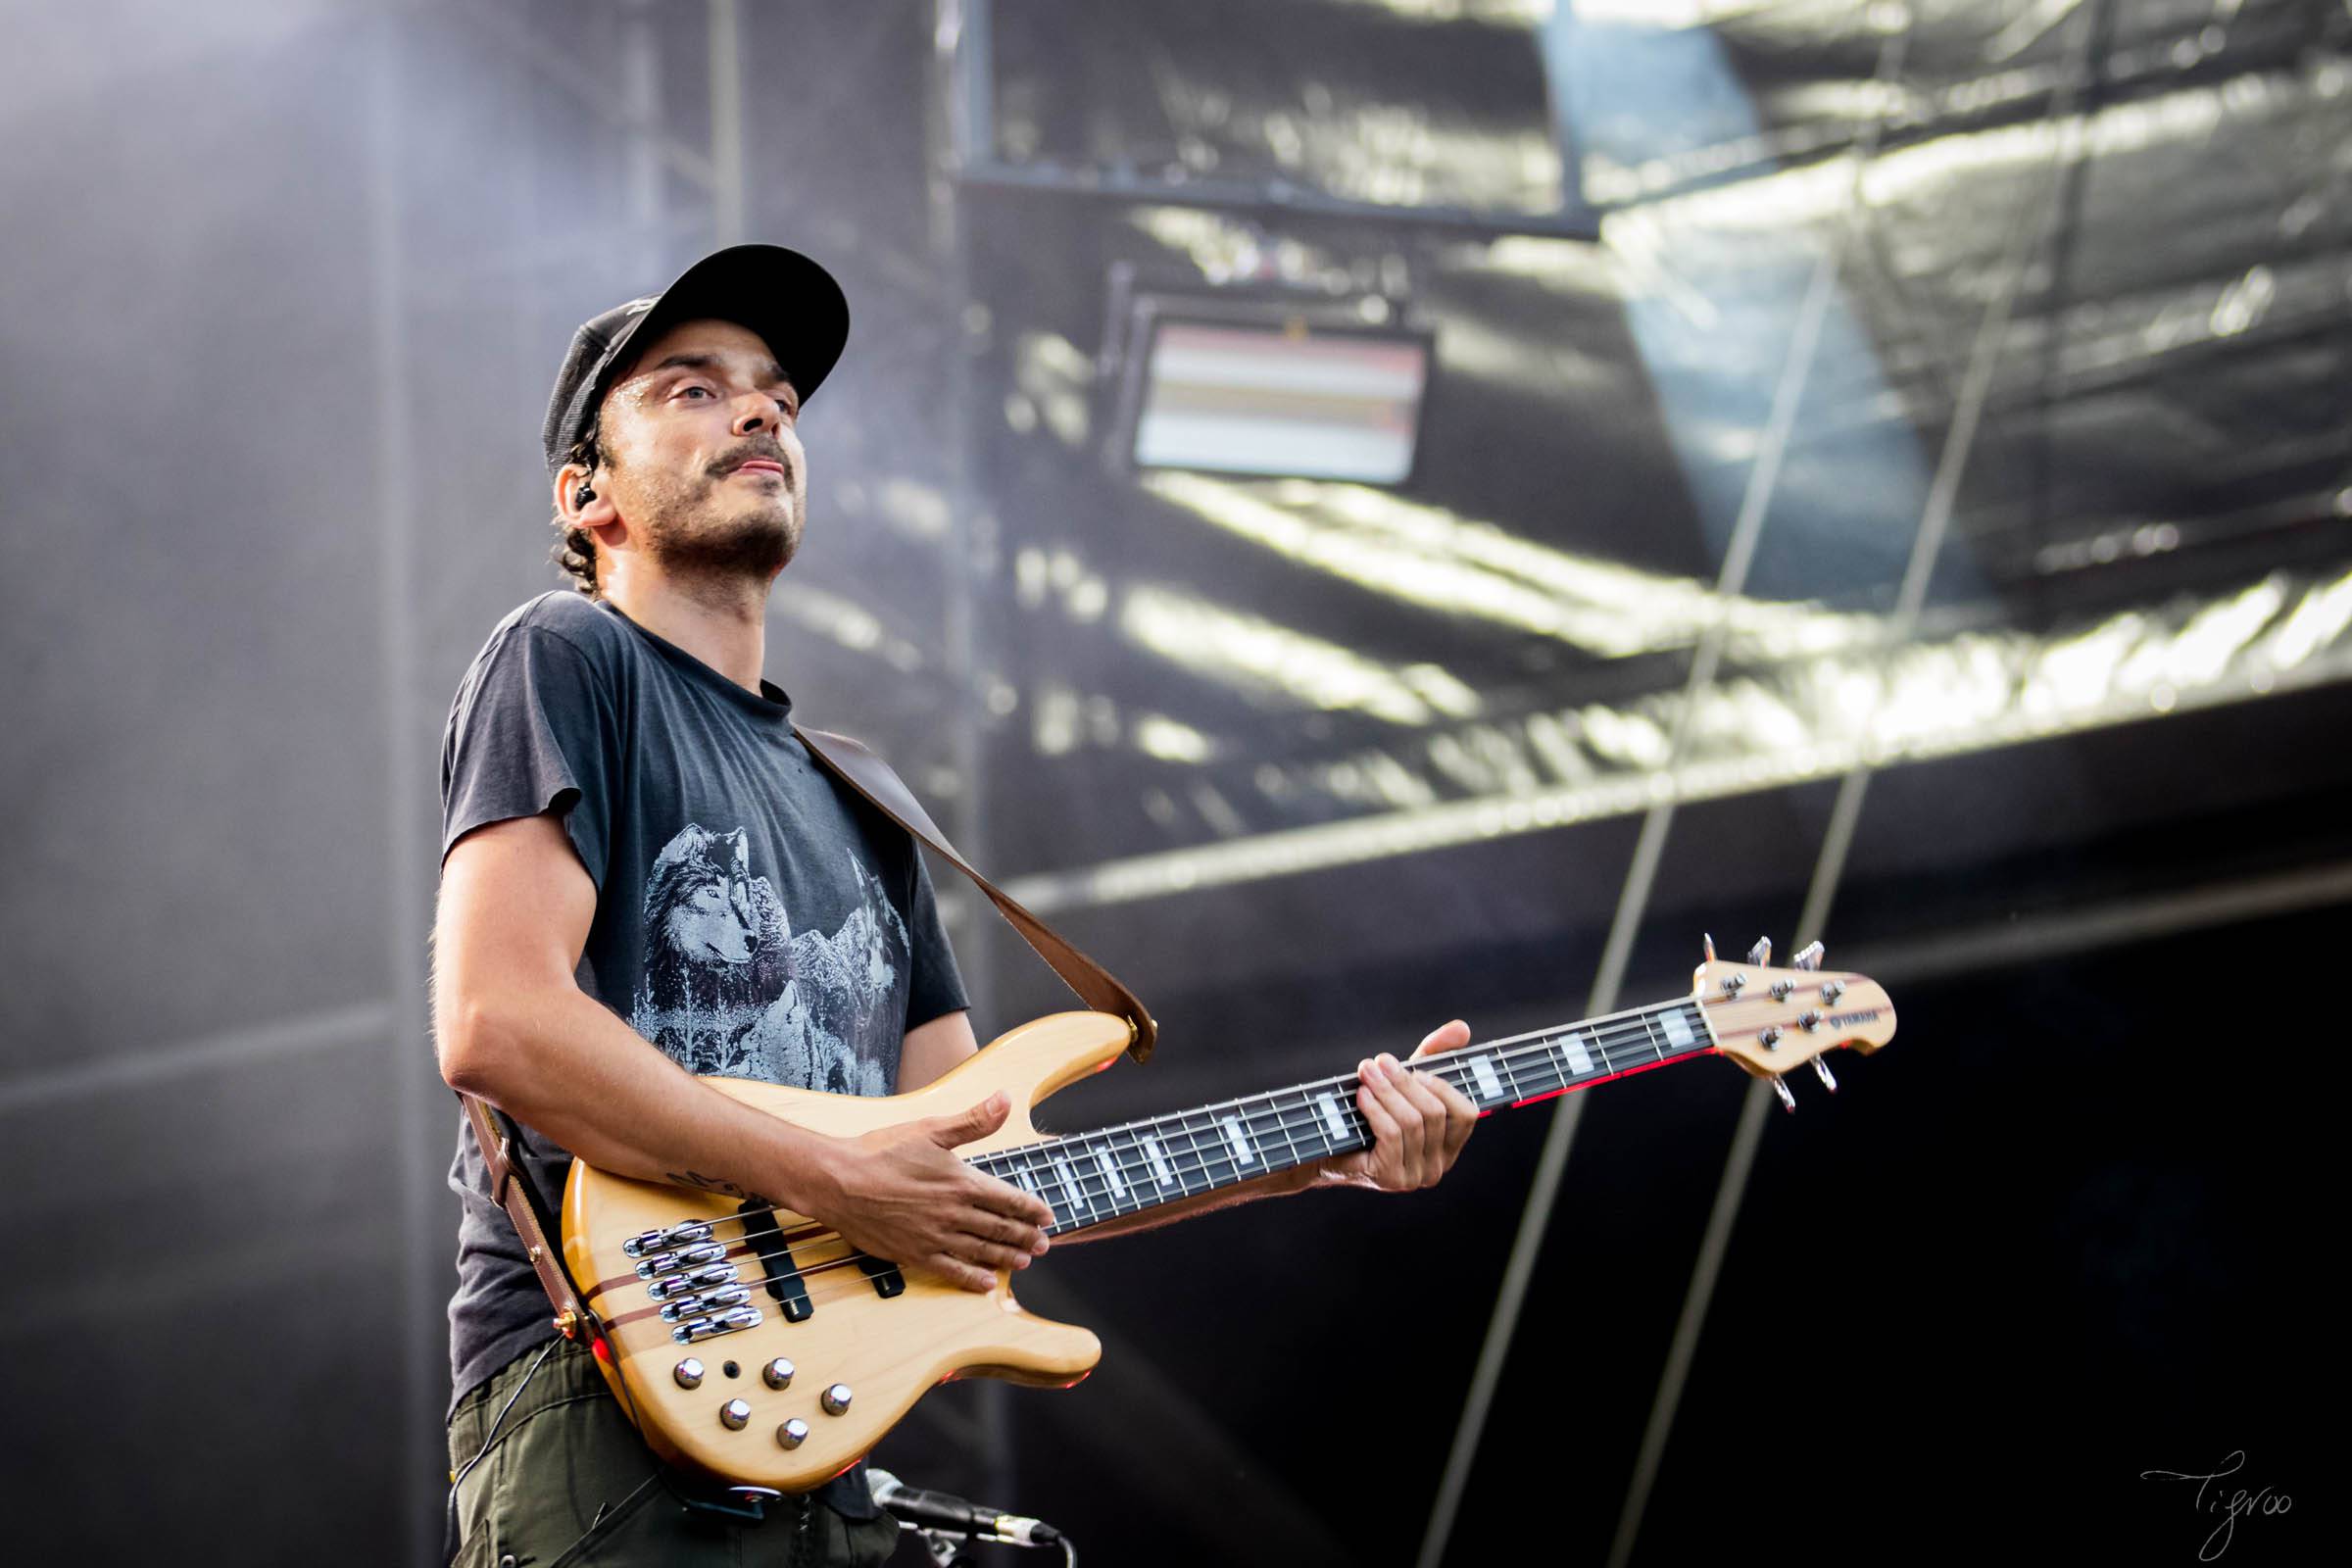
[[629, 822, 907, 1095]]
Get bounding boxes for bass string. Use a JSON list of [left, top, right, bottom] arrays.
[[980, 1002, 1717, 1161], [678, 1008, 1709, 1248], [620, 1027, 1717, 1317], [600, 993, 1838, 1314], [969, 1049, 1710, 1229], [614, 1039, 1725, 1299], [657, 1035, 1709, 1272]]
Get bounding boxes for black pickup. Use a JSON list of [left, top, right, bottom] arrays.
[[735, 1202, 814, 1322], [856, 1253, 906, 1299]]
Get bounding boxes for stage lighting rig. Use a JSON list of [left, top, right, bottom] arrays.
[[1099, 264, 1435, 487]]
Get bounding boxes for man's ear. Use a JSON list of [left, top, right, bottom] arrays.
[[554, 462, 619, 534]]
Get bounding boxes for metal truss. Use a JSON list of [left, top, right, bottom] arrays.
[[1002, 558, 2352, 916]]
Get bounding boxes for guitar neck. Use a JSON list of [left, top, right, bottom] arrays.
[[969, 997, 1717, 1237]]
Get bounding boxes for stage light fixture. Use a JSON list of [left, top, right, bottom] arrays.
[[1104, 287, 1435, 486]]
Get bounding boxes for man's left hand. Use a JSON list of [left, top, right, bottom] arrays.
[[1311, 1019, 1479, 1194]]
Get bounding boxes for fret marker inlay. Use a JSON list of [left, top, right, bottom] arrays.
[[1564, 1032, 1594, 1075], [1220, 1115, 1256, 1166], [1317, 1093, 1349, 1143], [1015, 1167, 1054, 1223], [1096, 1150, 1126, 1199], [1053, 1156, 1088, 1214], [1141, 1137, 1176, 1188], [1468, 1055, 1502, 1101], [1661, 1008, 1695, 1050]]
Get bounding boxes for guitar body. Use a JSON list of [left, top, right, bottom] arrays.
[[561, 1010, 1128, 1492]]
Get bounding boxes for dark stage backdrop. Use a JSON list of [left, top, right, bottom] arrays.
[[0, 2, 2340, 1564]]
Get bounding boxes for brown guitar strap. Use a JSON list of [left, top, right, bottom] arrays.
[[455, 721, 1157, 1343], [793, 722, 1156, 1064], [460, 1091, 600, 1342]]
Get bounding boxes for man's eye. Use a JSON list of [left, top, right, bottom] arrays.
[[678, 384, 711, 399]]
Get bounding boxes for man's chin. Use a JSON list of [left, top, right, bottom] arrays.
[[652, 514, 798, 580]]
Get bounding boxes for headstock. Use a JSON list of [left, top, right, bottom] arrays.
[[1693, 934, 1897, 1110]]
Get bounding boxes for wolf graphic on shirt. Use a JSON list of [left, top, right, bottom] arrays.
[[629, 822, 907, 1095]]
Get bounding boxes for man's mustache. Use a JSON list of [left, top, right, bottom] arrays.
[[707, 441, 795, 482]]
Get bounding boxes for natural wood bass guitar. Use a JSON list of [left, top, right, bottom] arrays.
[[563, 937, 1895, 1494]]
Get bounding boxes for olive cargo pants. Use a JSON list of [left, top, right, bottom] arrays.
[[447, 1336, 903, 1567]]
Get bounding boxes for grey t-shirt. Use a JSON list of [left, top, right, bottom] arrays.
[[438, 590, 966, 1513]]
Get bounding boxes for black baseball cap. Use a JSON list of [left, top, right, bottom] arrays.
[[541, 243, 850, 474]]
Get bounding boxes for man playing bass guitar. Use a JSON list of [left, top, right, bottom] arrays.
[[432, 245, 1480, 1568]]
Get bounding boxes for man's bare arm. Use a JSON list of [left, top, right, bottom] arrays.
[[437, 812, 808, 1200], [898, 1006, 983, 1097], [434, 811, 1052, 1289]]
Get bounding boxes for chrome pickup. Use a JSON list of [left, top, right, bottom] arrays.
[[636, 1241, 728, 1280], [622, 1221, 715, 1259], [660, 1285, 753, 1323], [646, 1263, 740, 1301], [670, 1304, 762, 1345]]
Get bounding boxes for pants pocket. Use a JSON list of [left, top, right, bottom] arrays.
[[476, 1392, 717, 1567], [542, 1475, 671, 1568]]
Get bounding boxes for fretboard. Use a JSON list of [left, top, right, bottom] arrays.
[[969, 997, 1716, 1236]]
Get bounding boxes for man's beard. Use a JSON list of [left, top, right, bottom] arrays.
[[634, 448, 805, 584]]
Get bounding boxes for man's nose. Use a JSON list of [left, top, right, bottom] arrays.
[[729, 392, 774, 438]]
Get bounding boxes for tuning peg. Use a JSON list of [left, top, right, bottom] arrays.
[[1702, 933, 1716, 962], [1811, 1056, 1838, 1093], [1770, 1074, 1796, 1112], [1792, 941, 1825, 971], [1747, 937, 1772, 966]]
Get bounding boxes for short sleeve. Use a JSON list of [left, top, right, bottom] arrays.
[[439, 624, 619, 888], [903, 846, 970, 1029]]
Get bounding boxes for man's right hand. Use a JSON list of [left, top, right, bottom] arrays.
[[795, 1092, 1055, 1293]]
